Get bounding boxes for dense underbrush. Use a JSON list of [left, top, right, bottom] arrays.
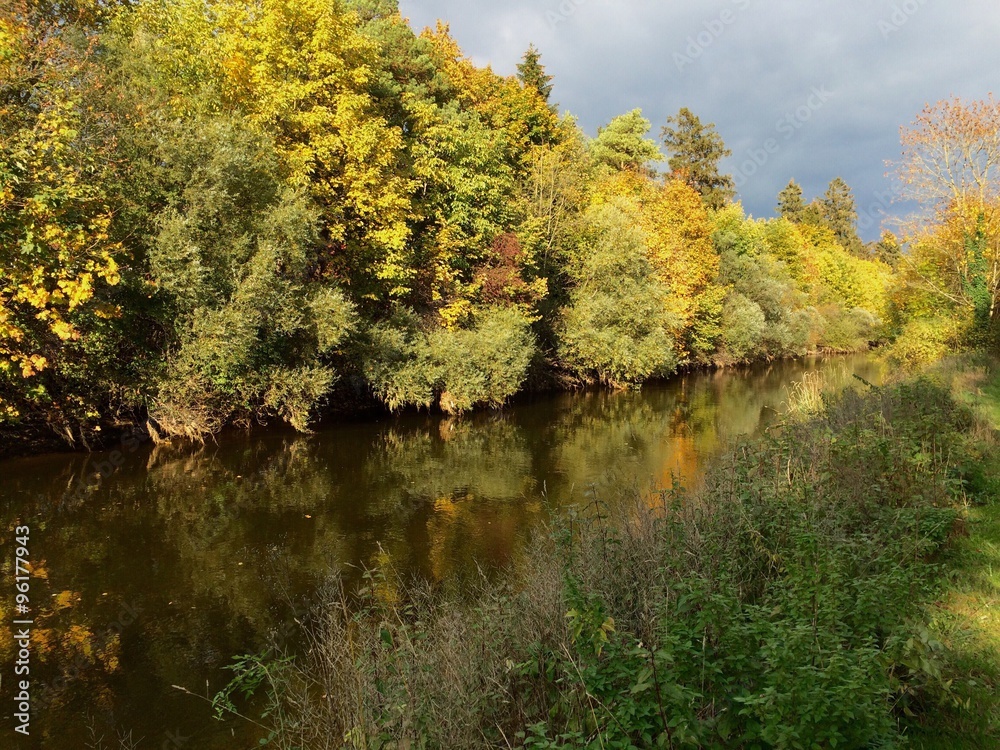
[[216, 378, 994, 749]]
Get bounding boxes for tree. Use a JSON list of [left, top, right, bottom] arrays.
[[602, 174, 720, 359], [777, 180, 807, 222], [818, 177, 865, 256], [661, 108, 735, 210], [873, 231, 902, 268], [119, 0, 415, 303], [0, 0, 123, 428], [589, 109, 663, 174], [558, 204, 678, 387], [516, 44, 553, 104], [896, 96, 1000, 324], [899, 96, 1000, 214]]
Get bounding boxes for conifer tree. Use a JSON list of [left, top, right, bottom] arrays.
[[589, 109, 663, 174], [516, 44, 554, 103], [661, 108, 735, 210], [777, 180, 807, 222], [819, 177, 865, 256]]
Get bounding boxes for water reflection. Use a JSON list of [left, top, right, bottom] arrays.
[[0, 354, 884, 748]]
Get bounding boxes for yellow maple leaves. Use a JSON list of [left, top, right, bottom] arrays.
[[0, 7, 122, 395]]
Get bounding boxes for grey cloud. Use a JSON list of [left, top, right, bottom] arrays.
[[399, 0, 1000, 240]]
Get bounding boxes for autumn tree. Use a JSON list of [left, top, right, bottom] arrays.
[[558, 203, 678, 387], [661, 107, 735, 210], [0, 0, 123, 430], [594, 172, 721, 360], [117, 0, 415, 303], [897, 96, 1000, 327]]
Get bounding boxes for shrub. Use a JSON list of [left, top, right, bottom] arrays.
[[820, 306, 881, 351], [888, 317, 963, 369], [363, 307, 537, 414], [558, 205, 678, 386], [720, 292, 766, 362], [430, 307, 537, 413]]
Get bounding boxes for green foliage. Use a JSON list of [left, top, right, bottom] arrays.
[[228, 379, 983, 749], [0, 0, 975, 447], [720, 292, 767, 361], [963, 215, 993, 334], [517, 44, 554, 103], [364, 306, 536, 413], [875, 231, 903, 268], [821, 306, 881, 351], [817, 177, 866, 257], [558, 205, 678, 386], [588, 109, 664, 174], [142, 119, 356, 437], [777, 179, 807, 222]]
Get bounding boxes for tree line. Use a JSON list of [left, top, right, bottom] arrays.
[[1, 0, 997, 446]]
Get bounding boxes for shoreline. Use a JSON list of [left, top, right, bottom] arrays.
[[0, 347, 878, 464]]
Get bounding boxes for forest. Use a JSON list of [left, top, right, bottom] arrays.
[[5, 2, 1000, 748], [4, 0, 997, 454]]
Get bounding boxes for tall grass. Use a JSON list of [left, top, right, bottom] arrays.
[[217, 379, 991, 749]]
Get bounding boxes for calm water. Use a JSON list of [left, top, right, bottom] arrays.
[[0, 355, 885, 748]]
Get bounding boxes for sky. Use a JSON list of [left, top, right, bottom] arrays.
[[397, 0, 1000, 240]]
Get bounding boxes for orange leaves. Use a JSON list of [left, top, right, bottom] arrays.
[[896, 96, 1000, 321], [899, 95, 1000, 211]]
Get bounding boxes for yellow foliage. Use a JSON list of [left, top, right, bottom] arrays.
[[422, 23, 559, 162], [0, 16, 122, 392], [590, 173, 718, 354], [18, 355, 48, 378], [439, 299, 475, 329], [53, 590, 81, 610], [797, 224, 891, 318], [126, 0, 415, 296]]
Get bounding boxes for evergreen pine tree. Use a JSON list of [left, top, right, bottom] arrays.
[[661, 108, 735, 210], [819, 177, 865, 256], [517, 44, 554, 103], [777, 179, 807, 222]]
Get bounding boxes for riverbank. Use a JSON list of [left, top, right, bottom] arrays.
[[907, 358, 1000, 747], [0, 348, 876, 462], [211, 362, 1000, 748]]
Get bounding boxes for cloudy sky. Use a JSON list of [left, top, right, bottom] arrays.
[[398, 0, 999, 240]]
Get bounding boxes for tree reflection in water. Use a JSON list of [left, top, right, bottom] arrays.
[[0, 354, 884, 747]]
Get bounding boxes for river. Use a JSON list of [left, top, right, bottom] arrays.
[[0, 354, 885, 748]]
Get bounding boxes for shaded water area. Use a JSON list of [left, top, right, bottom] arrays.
[[0, 354, 886, 748]]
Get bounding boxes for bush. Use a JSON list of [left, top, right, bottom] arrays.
[[363, 307, 537, 414], [558, 205, 678, 386], [888, 317, 963, 369], [821, 306, 881, 352], [720, 292, 766, 362]]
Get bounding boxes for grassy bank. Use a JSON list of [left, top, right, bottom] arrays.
[[906, 359, 1000, 748], [215, 370, 1000, 749]]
